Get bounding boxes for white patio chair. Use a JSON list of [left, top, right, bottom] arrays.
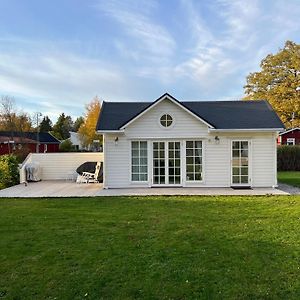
[[80, 162, 101, 183]]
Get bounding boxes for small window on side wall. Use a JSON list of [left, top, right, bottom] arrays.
[[287, 138, 295, 146]]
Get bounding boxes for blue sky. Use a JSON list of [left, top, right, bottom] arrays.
[[0, 0, 299, 121]]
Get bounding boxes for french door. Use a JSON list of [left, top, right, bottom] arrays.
[[152, 141, 181, 186], [231, 140, 250, 186]]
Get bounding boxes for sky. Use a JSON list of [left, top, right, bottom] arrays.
[[0, 0, 299, 121]]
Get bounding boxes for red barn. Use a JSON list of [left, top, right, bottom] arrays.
[[278, 128, 300, 145], [0, 131, 60, 155]]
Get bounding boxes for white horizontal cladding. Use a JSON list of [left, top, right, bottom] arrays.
[[104, 134, 132, 188], [251, 134, 276, 187], [204, 137, 231, 187], [20, 152, 103, 181], [124, 98, 209, 139]]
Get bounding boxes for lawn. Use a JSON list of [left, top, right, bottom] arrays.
[[278, 171, 300, 187], [2, 196, 300, 299]]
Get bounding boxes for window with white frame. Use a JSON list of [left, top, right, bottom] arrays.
[[287, 138, 295, 146], [131, 141, 148, 181], [186, 141, 202, 181]]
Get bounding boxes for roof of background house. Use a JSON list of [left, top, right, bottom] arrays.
[[96, 93, 284, 131], [279, 127, 300, 135], [0, 131, 61, 143]]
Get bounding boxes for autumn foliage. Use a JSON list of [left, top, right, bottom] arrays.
[[244, 41, 300, 128], [78, 96, 102, 149]]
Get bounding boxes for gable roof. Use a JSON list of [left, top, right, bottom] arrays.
[[0, 131, 61, 144], [96, 93, 285, 131], [279, 127, 300, 135]]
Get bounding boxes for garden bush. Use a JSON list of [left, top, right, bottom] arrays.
[[277, 145, 300, 171], [0, 155, 19, 189]]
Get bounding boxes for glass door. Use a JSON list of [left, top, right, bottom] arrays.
[[231, 141, 250, 185], [153, 141, 181, 185], [168, 142, 181, 184], [153, 142, 165, 184]]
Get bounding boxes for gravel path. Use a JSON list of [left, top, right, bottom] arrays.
[[278, 183, 300, 195]]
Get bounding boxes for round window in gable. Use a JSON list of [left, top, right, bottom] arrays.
[[160, 114, 173, 127]]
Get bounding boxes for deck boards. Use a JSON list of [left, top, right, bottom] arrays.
[[0, 181, 288, 197]]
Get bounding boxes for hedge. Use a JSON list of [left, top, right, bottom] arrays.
[[277, 145, 300, 171], [0, 155, 19, 190]]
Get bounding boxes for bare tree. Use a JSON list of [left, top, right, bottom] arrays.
[[0, 95, 16, 132]]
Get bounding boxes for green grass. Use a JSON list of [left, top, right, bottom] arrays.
[[278, 171, 300, 187], [2, 196, 300, 299]]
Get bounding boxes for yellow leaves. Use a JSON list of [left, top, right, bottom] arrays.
[[244, 41, 300, 128], [78, 96, 102, 148]]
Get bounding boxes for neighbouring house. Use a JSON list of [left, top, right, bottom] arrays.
[[68, 131, 84, 150], [0, 131, 60, 155], [96, 93, 284, 189], [277, 128, 300, 145]]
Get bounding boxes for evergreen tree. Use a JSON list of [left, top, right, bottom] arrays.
[[39, 116, 53, 132], [52, 113, 73, 140]]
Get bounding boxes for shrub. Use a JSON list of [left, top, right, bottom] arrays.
[[0, 155, 19, 189], [59, 139, 75, 152], [277, 145, 300, 171]]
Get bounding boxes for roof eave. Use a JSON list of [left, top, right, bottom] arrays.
[[209, 128, 284, 132]]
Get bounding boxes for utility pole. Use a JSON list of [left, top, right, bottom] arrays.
[[35, 112, 42, 153]]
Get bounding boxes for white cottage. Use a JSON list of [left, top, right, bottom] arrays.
[[96, 93, 284, 189]]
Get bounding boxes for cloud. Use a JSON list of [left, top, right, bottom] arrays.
[[0, 39, 133, 119], [94, 0, 176, 60]]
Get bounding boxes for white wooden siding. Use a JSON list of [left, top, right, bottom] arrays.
[[251, 134, 276, 187], [204, 138, 231, 187], [20, 153, 103, 182], [125, 99, 209, 138]]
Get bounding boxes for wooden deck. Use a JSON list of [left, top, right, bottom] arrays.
[[0, 181, 288, 197]]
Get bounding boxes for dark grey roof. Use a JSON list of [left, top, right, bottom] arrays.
[[96, 94, 284, 131], [0, 131, 60, 143]]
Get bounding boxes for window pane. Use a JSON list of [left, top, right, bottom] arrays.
[[187, 165, 195, 173], [195, 173, 202, 181], [132, 141, 139, 149], [140, 174, 147, 181], [186, 149, 193, 157], [241, 141, 248, 150], [195, 141, 202, 149], [232, 176, 240, 184], [187, 173, 194, 181], [241, 176, 248, 184], [132, 158, 139, 165], [186, 141, 193, 148], [232, 150, 239, 158], [186, 157, 193, 164], [132, 174, 139, 181], [195, 164, 202, 173], [233, 167, 240, 175], [232, 141, 240, 149], [132, 149, 139, 157], [241, 167, 248, 175], [140, 141, 147, 149]]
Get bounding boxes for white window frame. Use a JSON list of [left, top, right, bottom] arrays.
[[230, 139, 252, 186], [185, 140, 203, 183], [158, 113, 175, 129], [131, 141, 148, 182], [286, 138, 295, 146]]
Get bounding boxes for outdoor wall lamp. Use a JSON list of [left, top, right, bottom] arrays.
[[115, 136, 119, 145], [215, 136, 220, 144]]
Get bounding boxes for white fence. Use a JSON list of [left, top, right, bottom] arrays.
[[20, 152, 103, 182]]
